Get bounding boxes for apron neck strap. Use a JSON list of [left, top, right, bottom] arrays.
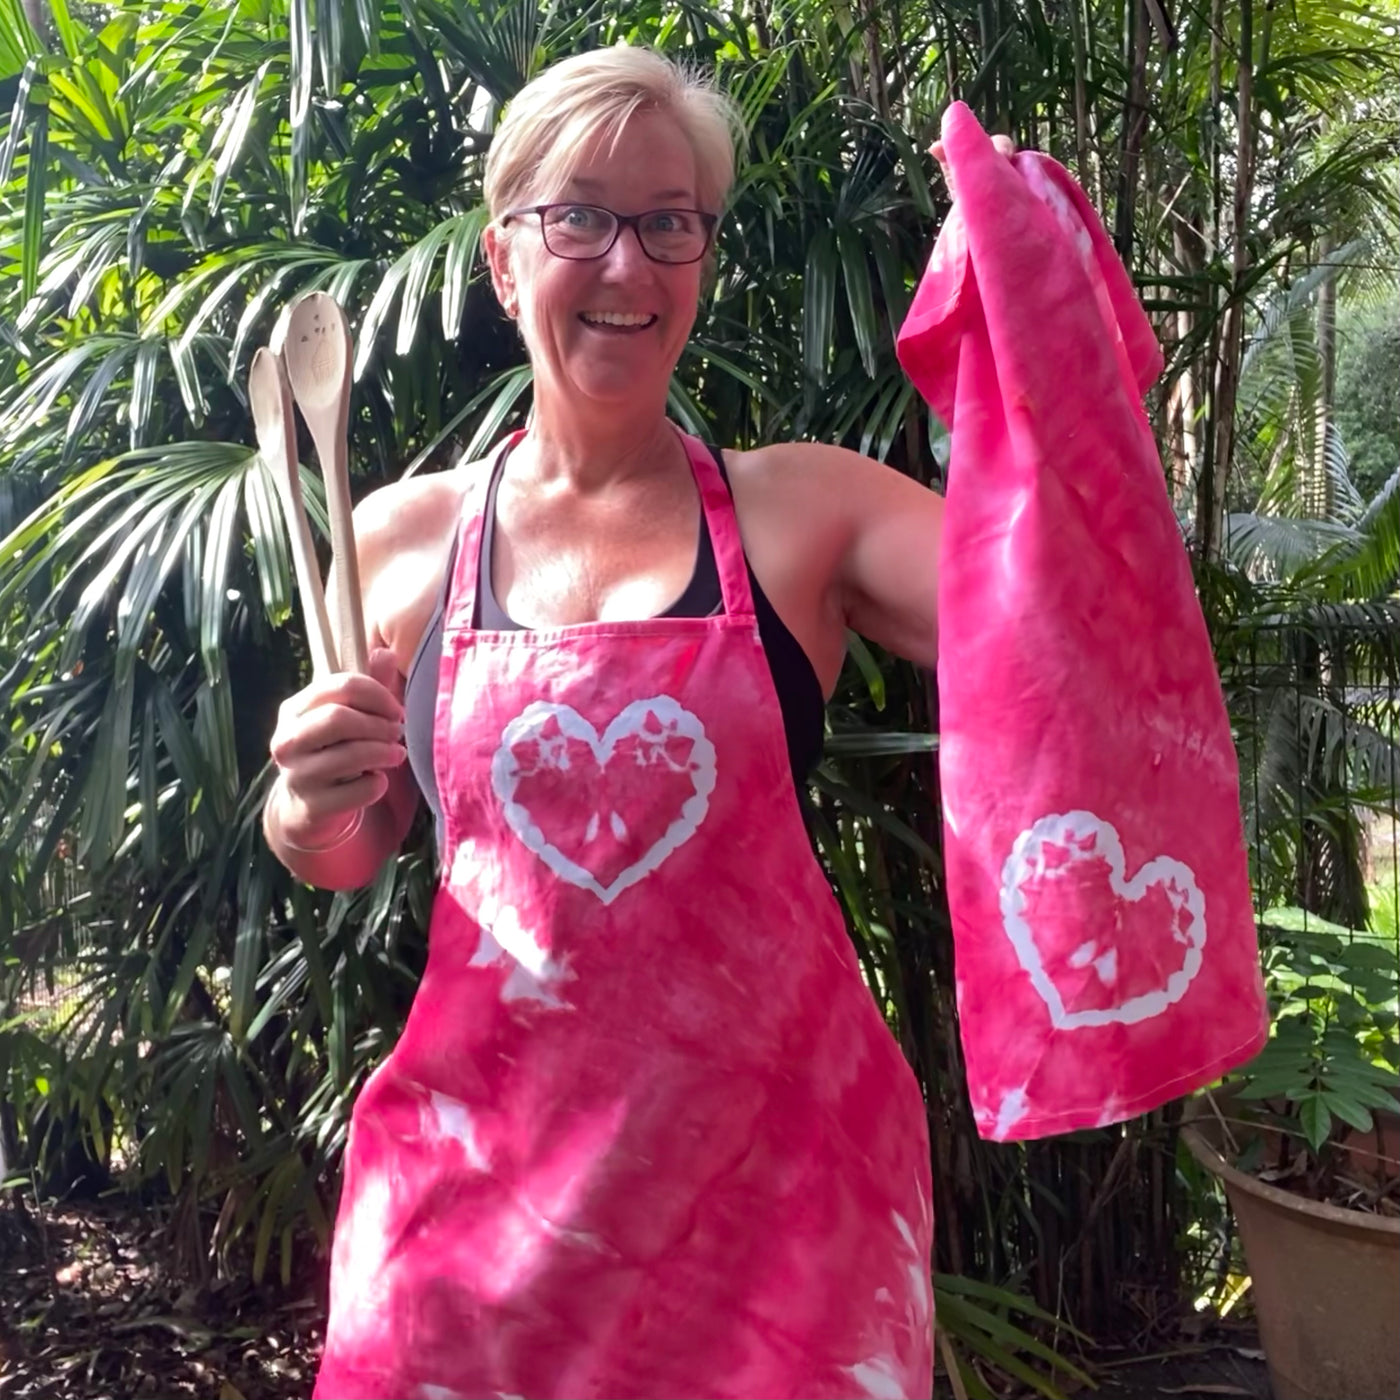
[[448, 425, 756, 627], [676, 429, 755, 622], [445, 430, 522, 631]]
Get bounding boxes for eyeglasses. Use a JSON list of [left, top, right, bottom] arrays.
[[500, 203, 718, 265]]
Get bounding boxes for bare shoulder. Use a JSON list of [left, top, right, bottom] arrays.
[[721, 439, 868, 491], [353, 462, 477, 558], [350, 456, 492, 665], [720, 439, 938, 530]]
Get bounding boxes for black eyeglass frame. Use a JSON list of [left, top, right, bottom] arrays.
[[499, 203, 719, 264]]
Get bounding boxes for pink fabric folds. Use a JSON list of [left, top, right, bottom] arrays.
[[896, 103, 1267, 1142]]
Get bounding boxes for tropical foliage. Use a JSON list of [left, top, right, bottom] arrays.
[[1, 0, 1396, 1381]]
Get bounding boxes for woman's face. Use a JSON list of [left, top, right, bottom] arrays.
[[486, 110, 707, 415]]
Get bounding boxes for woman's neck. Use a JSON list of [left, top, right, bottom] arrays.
[[519, 395, 681, 496]]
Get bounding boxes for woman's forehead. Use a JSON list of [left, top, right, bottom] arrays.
[[535, 111, 699, 205], [564, 173, 697, 204]]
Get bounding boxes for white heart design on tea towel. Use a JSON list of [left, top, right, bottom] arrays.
[[999, 810, 1206, 1029], [491, 696, 716, 906]]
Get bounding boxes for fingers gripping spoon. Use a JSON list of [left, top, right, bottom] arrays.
[[249, 348, 338, 678], [284, 292, 370, 674]]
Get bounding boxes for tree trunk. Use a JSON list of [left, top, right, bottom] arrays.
[[1114, 0, 1151, 265], [856, 0, 890, 119], [1067, 0, 1093, 184], [1171, 219, 1207, 505], [1311, 228, 1337, 518], [1198, 0, 1257, 561], [978, 0, 1001, 129]]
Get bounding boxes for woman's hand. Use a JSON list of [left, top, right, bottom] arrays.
[[267, 647, 407, 851], [930, 133, 1017, 201]]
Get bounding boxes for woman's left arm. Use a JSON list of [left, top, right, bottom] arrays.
[[747, 439, 944, 671], [833, 446, 944, 670]]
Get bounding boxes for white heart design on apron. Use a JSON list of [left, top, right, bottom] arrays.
[[999, 811, 1206, 1029], [491, 695, 717, 905]]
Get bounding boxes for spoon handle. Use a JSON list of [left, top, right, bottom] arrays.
[[325, 440, 369, 673]]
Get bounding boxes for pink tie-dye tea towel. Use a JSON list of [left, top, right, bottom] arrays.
[[896, 103, 1268, 1142]]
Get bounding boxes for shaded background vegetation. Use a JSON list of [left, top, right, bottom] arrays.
[[0, 0, 1396, 1391]]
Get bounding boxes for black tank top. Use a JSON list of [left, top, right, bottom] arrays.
[[403, 440, 825, 835]]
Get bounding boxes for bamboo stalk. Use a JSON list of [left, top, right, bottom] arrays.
[[1067, 0, 1093, 185], [1205, 0, 1257, 557]]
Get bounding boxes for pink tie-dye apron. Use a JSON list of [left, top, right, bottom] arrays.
[[896, 103, 1268, 1142], [313, 431, 934, 1400]]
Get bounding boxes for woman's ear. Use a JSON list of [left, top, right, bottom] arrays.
[[699, 250, 718, 301], [482, 223, 518, 318]]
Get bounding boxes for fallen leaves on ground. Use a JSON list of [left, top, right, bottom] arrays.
[[0, 1199, 322, 1400]]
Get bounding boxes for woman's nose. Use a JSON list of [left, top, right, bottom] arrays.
[[598, 221, 653, 277]]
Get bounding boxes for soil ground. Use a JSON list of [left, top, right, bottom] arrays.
[[0, 1198, 1273, 1400]]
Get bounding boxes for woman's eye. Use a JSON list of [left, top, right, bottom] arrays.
[[557, 205, 602, 228]]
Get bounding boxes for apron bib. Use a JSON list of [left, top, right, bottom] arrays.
[[314, 431, 934, 1400]]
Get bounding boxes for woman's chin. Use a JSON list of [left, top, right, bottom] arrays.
[[568, 366, 673, 408]]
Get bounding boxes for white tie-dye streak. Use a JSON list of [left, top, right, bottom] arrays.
[[994, 1085, 1030, 1139], [464, 891, 573, 1007], [849, 1356, 910, 1399], [329, 1165, 396, 1338], [891, 1211, 933, 1325], [417, 1388, 524, 1400], [421, 1091, 488, 1170]]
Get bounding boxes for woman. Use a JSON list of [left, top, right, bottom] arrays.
[[266, 46, 992, 1400]]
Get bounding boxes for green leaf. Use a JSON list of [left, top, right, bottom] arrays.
[[45, 0, 78, 59], [198, 475, 242, 683], [1321, 1090, 1374, 1133], [289, 0, 313, 231], [209, 68, 267, 216], [20, 95, 48, 304], [290, 882, 333, 1028], [1299, 1092, 1333, 1152], [138, 695, 160, 875], [152, 676, 219, 847], [812, 772, 941, 867], [825, 731, 938, 756], [0, 57, 39, 185], [244, 457, 293, 623], [440, 207, 488, 338], [845, 630, 886, 710], [838, 225, 880, 377], [317, 0, 344, 94], [884, 121, 936, 219], [803, 227, 837, 387]]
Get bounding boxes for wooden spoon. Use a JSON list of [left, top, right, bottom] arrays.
[[248, 347, 338, 677], [283, 292, 369, 673]]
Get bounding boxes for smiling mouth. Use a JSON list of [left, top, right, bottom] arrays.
[[579, 311, 658, 331]]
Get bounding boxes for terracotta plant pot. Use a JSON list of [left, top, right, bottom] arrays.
[[1182, 1097, 1400, 1400]]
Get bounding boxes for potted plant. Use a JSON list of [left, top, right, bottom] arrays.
[[1182, 908, 1400, 1400]]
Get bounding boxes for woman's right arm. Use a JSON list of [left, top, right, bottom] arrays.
[[262, 655, 417, 889], [262, 471, 462, 888]]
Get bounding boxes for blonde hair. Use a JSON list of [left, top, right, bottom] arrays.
[[484, 47, 740, 220]]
